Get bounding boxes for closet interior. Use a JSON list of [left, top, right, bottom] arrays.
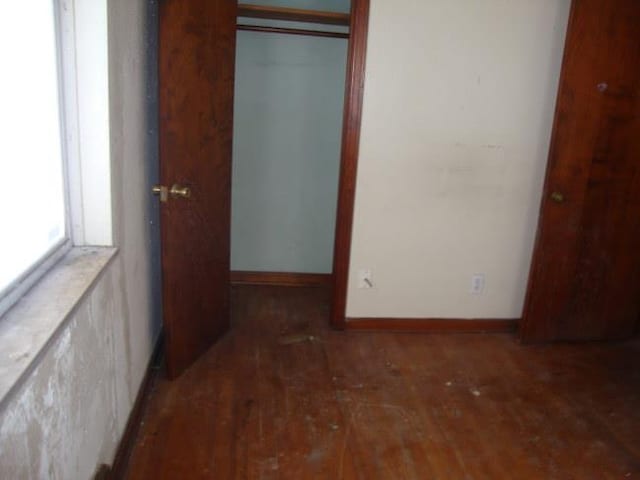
[[231, 1, 352, 280]]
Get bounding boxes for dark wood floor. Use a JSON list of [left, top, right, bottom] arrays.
[[124, 286, 640, 479]]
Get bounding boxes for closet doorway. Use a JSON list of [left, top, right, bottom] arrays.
[[231, 1, 350, 287], [158, 0, 369, 378]]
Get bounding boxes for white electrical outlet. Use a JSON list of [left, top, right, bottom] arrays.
[[358, 269, 373, 289], [470, 273, 485, 295]]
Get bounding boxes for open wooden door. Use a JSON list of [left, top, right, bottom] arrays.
[[521, 0, 640, 343], [158, 0, 236, 378]]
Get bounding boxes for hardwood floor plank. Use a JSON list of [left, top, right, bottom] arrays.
[[124, 286, 640, 479]]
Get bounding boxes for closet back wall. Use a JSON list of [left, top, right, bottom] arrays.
[[231, 21, 348, 273]]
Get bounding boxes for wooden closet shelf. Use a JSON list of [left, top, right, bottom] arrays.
[[237, 24, 349, 39], [237, 4, 350, 26]]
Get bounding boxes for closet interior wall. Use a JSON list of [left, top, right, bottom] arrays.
[[231, 0, 350, 275]]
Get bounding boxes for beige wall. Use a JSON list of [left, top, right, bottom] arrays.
[[346, 0, 572, 319], [0, 1, 159, 477]]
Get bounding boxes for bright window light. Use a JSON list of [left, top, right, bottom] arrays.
[[0, 2, 67, 295]]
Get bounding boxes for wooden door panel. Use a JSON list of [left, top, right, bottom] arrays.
[[159, 0, 236, 377], [521, 0, 640, 342]]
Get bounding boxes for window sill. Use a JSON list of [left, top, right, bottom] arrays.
[[0, 247, 117, 411]]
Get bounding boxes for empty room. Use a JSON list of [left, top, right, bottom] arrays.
[[0, 0, 639, 479]]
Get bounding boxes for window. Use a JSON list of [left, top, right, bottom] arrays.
[[0, 0, 114, 407], [0, 2, 70, 316]]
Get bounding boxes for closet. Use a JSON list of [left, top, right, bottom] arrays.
[[230, 1, 351, 280], [158, 0, 367, 377]]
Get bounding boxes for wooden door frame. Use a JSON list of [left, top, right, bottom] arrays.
[[330, 0, 370, 329]]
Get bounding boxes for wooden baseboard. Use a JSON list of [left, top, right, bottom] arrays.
[[231, 271, 332, 287], [109, 332, 164, 480], [345, 318, 518, 333]]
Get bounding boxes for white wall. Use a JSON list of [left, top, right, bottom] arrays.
[[346, 0, 571, 319], [0, 0, 159, 477]]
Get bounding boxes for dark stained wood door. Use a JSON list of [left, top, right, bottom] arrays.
[[158, 0, 236, 377], [521, 0, 640, 343]]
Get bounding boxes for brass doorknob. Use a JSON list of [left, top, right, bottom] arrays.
[[170, 184, 191, 199], [152, 184, 169, 202], [550, 191, 564, 203]]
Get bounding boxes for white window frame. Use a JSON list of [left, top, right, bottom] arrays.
[[62, 0, 112, 247], [0, 0, 112, 319]]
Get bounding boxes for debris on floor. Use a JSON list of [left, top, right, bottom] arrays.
[[277, 333, 315, 345]]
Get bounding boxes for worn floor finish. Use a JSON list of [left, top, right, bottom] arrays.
[[125, 286, 640, 479]]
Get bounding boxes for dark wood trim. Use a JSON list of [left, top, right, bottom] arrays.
[[237, 4, 350, 26], [346, 318, 518, 334], [231, 271, 332, 287], [330, 0, 370, 330], [237, 24, 349, 39], [109, 333, 164, 479]]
